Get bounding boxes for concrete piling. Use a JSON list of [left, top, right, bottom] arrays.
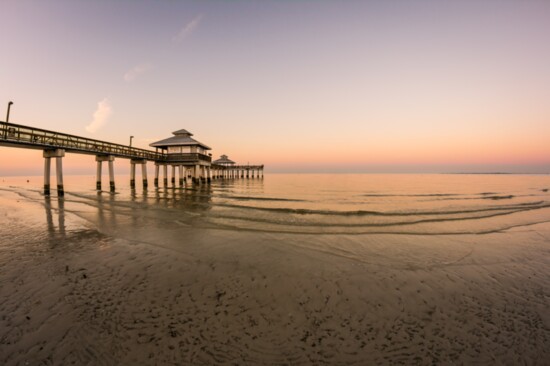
[[179, 165, 184, 186], [44, 157, 51, 195], [130, 162, 136, 188], [43, 149, 65, 196], [141, 162, 148, 188], [154, 164, 160, 187], [108, 159, 115, 192], [96, 161, 102, 190]]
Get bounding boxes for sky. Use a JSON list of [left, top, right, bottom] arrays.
[[1, 0, 549, 175]]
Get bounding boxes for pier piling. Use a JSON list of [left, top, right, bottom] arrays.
[[108, 158, 115, 192], [130, 162, 136, 188], [179, 165, 184, 186], [44, 156, 51, 195], [141, 162, 148, 188], [154, 164, 160, 187], [96, 155, 115, 192], [96, 160, 102, 190], [56, 155, 64, 196], [43, 149, 65, 196]]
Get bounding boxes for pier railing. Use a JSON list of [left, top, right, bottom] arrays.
[[0, 121, 165, 161], [166, 153, 212, 163]]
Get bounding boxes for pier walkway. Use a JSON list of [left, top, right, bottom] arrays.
[[0, 121, 163, 160], [1, 121, 263, 196]]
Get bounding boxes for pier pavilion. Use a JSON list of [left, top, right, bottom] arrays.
[[150, 129, 212, 185], [211, 154, 264, 179], [212, 154, 235, 179]]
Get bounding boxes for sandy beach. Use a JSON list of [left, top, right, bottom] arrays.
[[1, 180, 549, 365]]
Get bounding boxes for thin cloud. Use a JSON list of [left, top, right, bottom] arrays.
[[124, 63, 152, 82], [173, 14, 203, 43], [86, 98, 112, 133]]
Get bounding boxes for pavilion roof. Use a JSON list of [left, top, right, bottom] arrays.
[[213, 154, 236, 164], [149, 129, 211, 150]]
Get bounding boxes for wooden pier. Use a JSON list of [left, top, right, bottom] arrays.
[[0, 121, 264, 196]]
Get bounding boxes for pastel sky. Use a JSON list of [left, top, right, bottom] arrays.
[[1, 0, 549, 175]]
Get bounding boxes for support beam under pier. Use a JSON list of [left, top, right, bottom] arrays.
[[154, 164, 160, 187], [130, 159, 147, 189], [96, 155, 115, 192], [43, 149, 65, 196], [44, 157, 51, 196]]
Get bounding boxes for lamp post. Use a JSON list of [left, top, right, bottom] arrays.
[[129, 135, 134, 147], [4, 101, 13, 139]]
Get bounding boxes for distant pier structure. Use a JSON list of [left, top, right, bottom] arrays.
[[212, 154, 263, 179], [0, 121, 263, 196]]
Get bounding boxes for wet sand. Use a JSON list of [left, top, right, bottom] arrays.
[[1, 187, 549, 365]]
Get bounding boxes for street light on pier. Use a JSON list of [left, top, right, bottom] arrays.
[[4, 101, 13, 139], [129, 135, 134, 147]]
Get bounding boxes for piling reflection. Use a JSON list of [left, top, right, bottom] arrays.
[[151, 183, 214, 210], [95, 189, 119, 229], [44, 196, 66, 245]]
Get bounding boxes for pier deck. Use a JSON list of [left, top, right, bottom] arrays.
[[0, 121, 164, 160]]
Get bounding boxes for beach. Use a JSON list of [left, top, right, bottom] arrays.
[[1, 174, 549, 365]]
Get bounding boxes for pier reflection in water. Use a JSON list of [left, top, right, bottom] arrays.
[[44, 196, 66, 245]]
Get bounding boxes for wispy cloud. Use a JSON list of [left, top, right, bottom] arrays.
[[124, 63, 152, 82], [86, 98, 112, 133], [173, 14, 203, 43]]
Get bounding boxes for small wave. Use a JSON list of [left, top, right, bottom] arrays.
[[198, 218, 550, 236], [206, 208, 531, 228], [361, 193, 461, 197], [214, 201, 548, 217], [482, 195, 514, 200], [218, 194, 306, 202]]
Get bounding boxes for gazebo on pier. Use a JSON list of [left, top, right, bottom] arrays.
[[150, 129, 212, 184], [212, 154, 235, 179], [211, 154, 264, 179]]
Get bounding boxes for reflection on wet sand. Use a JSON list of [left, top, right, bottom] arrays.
[[44, 196, 66, 244]]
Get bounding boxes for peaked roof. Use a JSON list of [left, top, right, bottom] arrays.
[[172, 129, 192, 136], [213, 154, 235, 165], [149, 129, 211, 150]]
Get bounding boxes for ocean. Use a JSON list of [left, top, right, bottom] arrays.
[[1, 173, 549, 364]]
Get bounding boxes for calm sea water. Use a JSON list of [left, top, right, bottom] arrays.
[[2, 173, 549, 237]]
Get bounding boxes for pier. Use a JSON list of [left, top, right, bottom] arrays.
[[0, 121, 264, 196]]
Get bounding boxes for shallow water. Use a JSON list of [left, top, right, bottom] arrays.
[[4, 173, 550, 237], [1, 174, 549, 365]]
